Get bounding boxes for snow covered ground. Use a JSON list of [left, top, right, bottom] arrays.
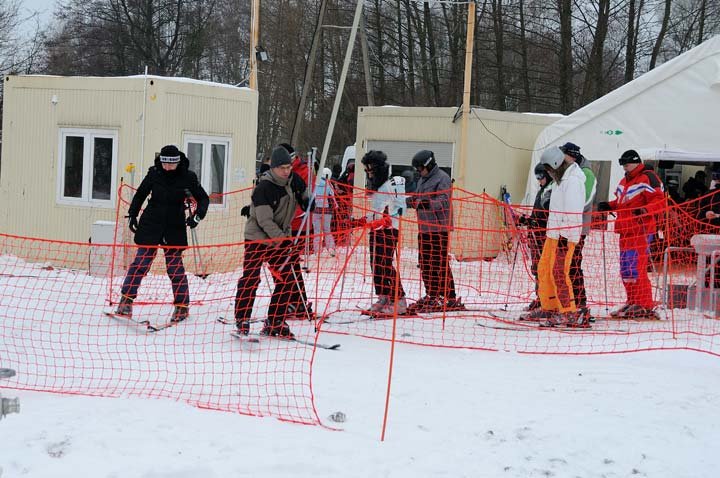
[[2, 342, 719, 477], [2, 243, 720, 477]]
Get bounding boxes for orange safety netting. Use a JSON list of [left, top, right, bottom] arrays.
[[2, 181, 720, 425]]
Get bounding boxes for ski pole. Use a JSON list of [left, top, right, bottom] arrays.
[[601, 227, 609, 314], [184, 189, 207, 279], [504, 231, 521, 311]]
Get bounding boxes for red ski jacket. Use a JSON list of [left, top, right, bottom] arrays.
[[607, 164, 666, 238]]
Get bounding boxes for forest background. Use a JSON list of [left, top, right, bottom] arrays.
[[1, 0, 718, 159]]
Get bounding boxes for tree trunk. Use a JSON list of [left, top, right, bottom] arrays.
[[410, 1, 431, 104], [403, 0, 416, 104], [624, 0, 637, 83], [650, 0, 672, 70], [518, 0, 532, 111], [491, 0, 506, 110], [697, 0, 707, 45], [373, 0, 386, 104], [441, 1, 462, 106], [581, 0, 610, 103], [557, 0, 574, 114], [396, 0, 406, 103], [423, 1, 441, 106]]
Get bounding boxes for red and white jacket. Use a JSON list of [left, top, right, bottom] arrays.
[[608, 165, 666, 238]]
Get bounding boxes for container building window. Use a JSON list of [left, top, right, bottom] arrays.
[[184, 135, 230, 206], [57, 129, 118, 207]]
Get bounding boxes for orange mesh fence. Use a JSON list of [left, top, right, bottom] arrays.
[[2, 182, 720, 426]]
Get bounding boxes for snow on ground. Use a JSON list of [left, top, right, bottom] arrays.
[[2, 242, 720, 477], [2, 341, 719, 477]]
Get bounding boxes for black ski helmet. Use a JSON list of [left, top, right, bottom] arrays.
[[534, 162, 551, 182], [361, 150, 389, 190], [412, 150, 436, 170]]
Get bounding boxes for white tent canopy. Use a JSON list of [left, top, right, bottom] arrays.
[[524, 35, 720, 204], [636, 148, 720, 164]]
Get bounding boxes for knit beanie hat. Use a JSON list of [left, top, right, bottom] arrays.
[[270, 146, 292, 168]]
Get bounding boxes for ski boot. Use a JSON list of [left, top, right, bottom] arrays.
[[236, 320, 250, 336], [369, 295, 389, 313], [564, 310, 592, 329], [378, 297, 408, 316], [171, 305, 189, 323], [114, 295, 133, 317], [540, 312, 572, 328], [519, 308, 554, 322], [610, 304, 632, 318], [260, 321, 295, 339], [443, 296, 466, 311], [407, 296, 441, 313]]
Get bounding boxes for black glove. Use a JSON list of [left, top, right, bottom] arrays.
[[415, 199, 431, 210], [517, 215, 528, 226], [240, 205, 251, 218], [597, 202, 612, 212], [186, 214, 201, 229], [128, 216, 138, 233], [632, 208, 647, 216]]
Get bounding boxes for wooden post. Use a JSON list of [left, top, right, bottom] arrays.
[[457, 1, 476, 188], [249, 0, 261, 90]]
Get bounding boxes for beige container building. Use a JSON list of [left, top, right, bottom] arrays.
[[354, 106, 559, 259], [0, 75, 257, 271]]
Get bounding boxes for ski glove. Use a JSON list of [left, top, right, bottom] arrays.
[[128, 216, 138, 233], [240, 205, 251, 218], [597, 202, 612, 212], [186, 214, 201, 229]]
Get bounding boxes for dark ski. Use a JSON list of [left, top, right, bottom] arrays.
[[104, 311, 150, 327], [147, 319, 185, 333], [230, 332, 340, 350]]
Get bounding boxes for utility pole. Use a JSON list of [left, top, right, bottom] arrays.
[[315, 1, 363, 180], [457, 1, 476, 188], [291, 0, 329, 147], [359, 11, 375, 107], [249, 0, 261, 90]]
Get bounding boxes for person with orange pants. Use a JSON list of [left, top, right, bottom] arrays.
[[597, 149, 666, 319], [521, 146, 586, 327]]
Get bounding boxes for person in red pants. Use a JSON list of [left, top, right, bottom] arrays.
[[597, 150, 666, 319]]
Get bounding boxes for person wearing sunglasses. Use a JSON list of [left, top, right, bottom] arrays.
[[406, 150, 464, 313], [517, 162, 554, 311], [597, 149, 666, 320]]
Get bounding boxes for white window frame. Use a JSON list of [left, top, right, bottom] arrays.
[[56, 128, 119, 208], [184, 134, 231, 209]]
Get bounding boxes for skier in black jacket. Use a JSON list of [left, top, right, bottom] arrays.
[[518, 162, 554, 310], [114, 145, 209, 322]]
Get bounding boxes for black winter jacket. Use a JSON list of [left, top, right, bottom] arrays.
[[128, 155, 210, 247]]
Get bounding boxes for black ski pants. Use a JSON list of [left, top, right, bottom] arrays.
[[234, 242, 296, 326], [122, 246, 189, 306], [369, 228, 405, 298], [569, 234, 587, 308], [418, 231, 456, 299]]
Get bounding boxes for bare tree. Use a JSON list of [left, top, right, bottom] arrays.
[[650, 0, 672, 69], [557, 0, 574, 114]]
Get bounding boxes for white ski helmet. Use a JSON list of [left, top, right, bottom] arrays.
[[323, 167, 332, 179], [540, 146, 564, 170]]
